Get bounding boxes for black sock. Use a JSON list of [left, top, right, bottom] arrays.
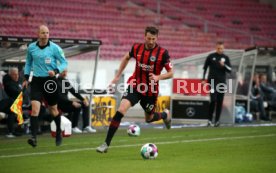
[[208, 101, 216, 121], [30, 116, 38, 139], [147, 112, 165, 123], [105, 111, 123, 146], [54, 115, 61, 133], [161, 111, 167, 120]]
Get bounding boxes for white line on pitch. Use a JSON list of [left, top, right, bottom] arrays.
[[0, 134, 275, 159]]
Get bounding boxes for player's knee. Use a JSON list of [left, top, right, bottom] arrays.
[[117, 107, 127, 115], [31, 105, 40, 115], [48, 106, 59, 116], [31, 109, 40, 116], [117, 104, 130, 115]]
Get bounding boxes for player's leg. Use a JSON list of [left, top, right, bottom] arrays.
[[97, 86, 140, 153], [44, 77, 62, 146], [208, 79, 216, 126], [96, 99, 132, 153], [214, 92, 224, 127], [27, 77, 42, 147], [28, 100, 41, 147], [106, 99, 132, 144], [141, 96, 171, 129], [48, 104, 63, 146]]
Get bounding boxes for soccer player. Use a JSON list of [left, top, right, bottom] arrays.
[[96, 26, 173, 153], [23, 25, 68, 147], [202, 41, 232, 127]]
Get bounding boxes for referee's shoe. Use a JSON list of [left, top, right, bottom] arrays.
[[27, 138, 37, 148]]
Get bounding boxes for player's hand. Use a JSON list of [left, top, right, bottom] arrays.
[[72, 101, 81, 108], [110, 76, 120, 85], [107, 77, 120, 94], [48, 71, 56, 77], [22, 80, 29, 89], [83, 99, 89, 107], [149, 73, 159, 82]]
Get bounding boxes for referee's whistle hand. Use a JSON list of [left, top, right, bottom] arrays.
[[110, 76, 120, 85]]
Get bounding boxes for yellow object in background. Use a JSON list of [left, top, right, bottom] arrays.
[[10, 92, 24, 125], [91, 96, 116, 127]]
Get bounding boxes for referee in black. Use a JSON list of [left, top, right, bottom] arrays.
[[23, 25, 68, 147], [202, 41, 232, 127]]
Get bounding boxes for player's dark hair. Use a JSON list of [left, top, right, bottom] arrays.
[[145, 26, 159, 36], [216, 41, 224, 45]]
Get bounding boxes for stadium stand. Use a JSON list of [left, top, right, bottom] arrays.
[[0, 0, 275, 60]]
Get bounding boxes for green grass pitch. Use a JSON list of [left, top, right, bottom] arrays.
[[1, 125, 276, 173]]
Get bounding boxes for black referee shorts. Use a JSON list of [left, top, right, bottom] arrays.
[[122, 85, 157, 115], [30, 76, 59, 106]]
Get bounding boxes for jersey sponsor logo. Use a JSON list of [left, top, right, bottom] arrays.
[[137, 61, 154, 71]]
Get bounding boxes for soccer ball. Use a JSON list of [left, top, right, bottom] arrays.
[[140, 143, 158, 159], [127, 124, 140, 136]]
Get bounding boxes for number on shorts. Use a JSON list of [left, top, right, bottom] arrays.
[[146, 104, 154, 112]]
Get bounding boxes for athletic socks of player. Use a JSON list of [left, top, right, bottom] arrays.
[[54, 115, 61, 132], [147, 112, 167, 123], [105, 111, 124, 146], [54, 115, 62, 146], [28, 116, 38, 147], [30, 116, 38, 139]]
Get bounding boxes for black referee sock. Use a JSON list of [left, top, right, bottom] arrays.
[[105, 111, 124, 146], [30, 116, 38, 140], [54, 115, 61, 133]]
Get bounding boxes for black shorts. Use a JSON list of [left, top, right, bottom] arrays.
[[122, 86, 157, 114], [30, 76, 59, 106]]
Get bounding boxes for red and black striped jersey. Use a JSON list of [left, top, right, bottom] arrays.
[[127, 43, 173, 97]]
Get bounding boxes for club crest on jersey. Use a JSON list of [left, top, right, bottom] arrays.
[[150, 56, 156, 62]]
